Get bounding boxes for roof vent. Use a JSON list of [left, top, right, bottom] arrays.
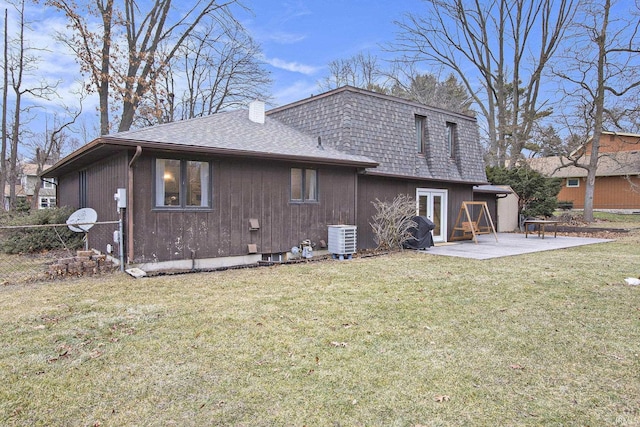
[[248, 100, 265, 124]]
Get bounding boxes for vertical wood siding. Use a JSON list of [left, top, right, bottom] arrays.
[[356, 175, 474, 248], [84, 153, 129, 222], [58, 152, 129, 220], [55, 152, 129, 256], [56, 173, 80, 209], [130, 153, 358, 263]]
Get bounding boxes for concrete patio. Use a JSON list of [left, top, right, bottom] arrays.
[[421, 232, 614, 260]]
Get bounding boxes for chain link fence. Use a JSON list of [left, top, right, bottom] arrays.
[[0, 220, 123, 286]]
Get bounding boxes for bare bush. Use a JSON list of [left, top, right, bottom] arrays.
[[370, 194, 417, 250]]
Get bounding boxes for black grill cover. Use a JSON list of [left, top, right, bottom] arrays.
[[404, 216, 435, 249]]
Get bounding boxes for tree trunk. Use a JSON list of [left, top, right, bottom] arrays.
[[98, 0, 113, 135], [582, 0, 610, 223], [0, 9, 7, 211], [9, 1, 26, 211]]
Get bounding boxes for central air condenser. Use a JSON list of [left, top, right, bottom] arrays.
[[328, 225, 357, 260]]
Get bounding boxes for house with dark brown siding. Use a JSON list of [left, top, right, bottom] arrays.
[[268, 86, 488, 247], [43, 86, 489, 271], [43, 101, 377, 271]]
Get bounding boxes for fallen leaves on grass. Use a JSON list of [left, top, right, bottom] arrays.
[[47, 343, 73, 363]]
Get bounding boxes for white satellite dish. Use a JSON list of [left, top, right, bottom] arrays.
[[67, 208, 98, 232]]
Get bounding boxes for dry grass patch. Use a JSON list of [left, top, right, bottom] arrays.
[[1, 233, 639, 426]]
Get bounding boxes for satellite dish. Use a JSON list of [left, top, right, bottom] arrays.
[[67, 208, 98, 232]]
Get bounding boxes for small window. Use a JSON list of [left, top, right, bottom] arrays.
[[415, 115, 426, 153], [446, 122, 457, 157], [291, 168, 318, 202], [42, 179, 55, 189], [155, 158, 211, 208], [567, 178, 580, 188], [39, 197, 56, 209]]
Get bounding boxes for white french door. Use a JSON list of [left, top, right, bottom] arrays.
[[416, 188, 448, 243]]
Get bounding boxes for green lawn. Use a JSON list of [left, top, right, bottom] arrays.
[[1, 232, 639, 426]]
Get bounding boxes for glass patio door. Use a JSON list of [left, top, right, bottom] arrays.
[[416, 189, 448, 243]]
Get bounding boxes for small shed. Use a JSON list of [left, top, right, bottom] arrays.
[[473, 185, 518, 232]]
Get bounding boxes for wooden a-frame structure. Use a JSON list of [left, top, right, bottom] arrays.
[[449, 201, 498, 243]]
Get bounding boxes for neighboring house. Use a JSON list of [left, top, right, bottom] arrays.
[[43, 87, 489, 271], [268, 86, 487, 246], [528, 132, 640, 212], [2, 163, 56, 210], [3, 184, 26, 210], [23, 164, 57, 209]]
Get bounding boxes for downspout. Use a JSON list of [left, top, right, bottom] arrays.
[[127, 146, 142, 263], [354, 169, 359, 225]]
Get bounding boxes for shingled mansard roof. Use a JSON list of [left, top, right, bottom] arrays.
[[267, 86, 488, 184], [528, 151, 640, 178], [43, 108, 378, 177]]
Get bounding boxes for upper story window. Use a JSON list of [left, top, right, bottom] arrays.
[[155, 158, 211, 209], [415, 115, 426, 153], [446, 122, 457, 158], [566, 178, 580, 188], [41, 178, 56, 189], [291, 168, 318, 202]]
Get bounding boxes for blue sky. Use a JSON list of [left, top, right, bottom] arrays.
[[1, 0, 425, 148], [239, 0, 424, 106]]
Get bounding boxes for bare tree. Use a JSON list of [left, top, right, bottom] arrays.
[[552, 0, 640, 222], [47, 0, 247, 134], [27, 92, 85, 209], [1, 8, 8, 211], [394, 0, 575, 167], [147, 20, 271, 125], [5, 0, 57, 211], [318, 52, 474, 115], [319, 52, 389, 92]]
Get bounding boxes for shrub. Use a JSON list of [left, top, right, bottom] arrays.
[[370, 194, 417, 250], [0, 207, 84, 254], [486, 165, 562, 218], [557, 200, 574, 210]]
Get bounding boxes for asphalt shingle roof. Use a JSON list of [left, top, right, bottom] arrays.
[[268, 86, 487, 184], [528, 151, 640, 178], [108, 109, 377, 167]]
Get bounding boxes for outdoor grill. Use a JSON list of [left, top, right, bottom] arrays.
[[405, 216, 435, 250]]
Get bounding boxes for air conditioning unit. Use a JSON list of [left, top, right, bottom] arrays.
[[328, 225, 357, 259]]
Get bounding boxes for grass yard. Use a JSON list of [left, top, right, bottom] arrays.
[[0, 251, 62, 286], [592, 211, 640, 230], [1, 232, 639, 426]]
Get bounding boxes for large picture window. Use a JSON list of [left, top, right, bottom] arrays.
[[155, 158, 210, 208], [291, 168, 318, 202]]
